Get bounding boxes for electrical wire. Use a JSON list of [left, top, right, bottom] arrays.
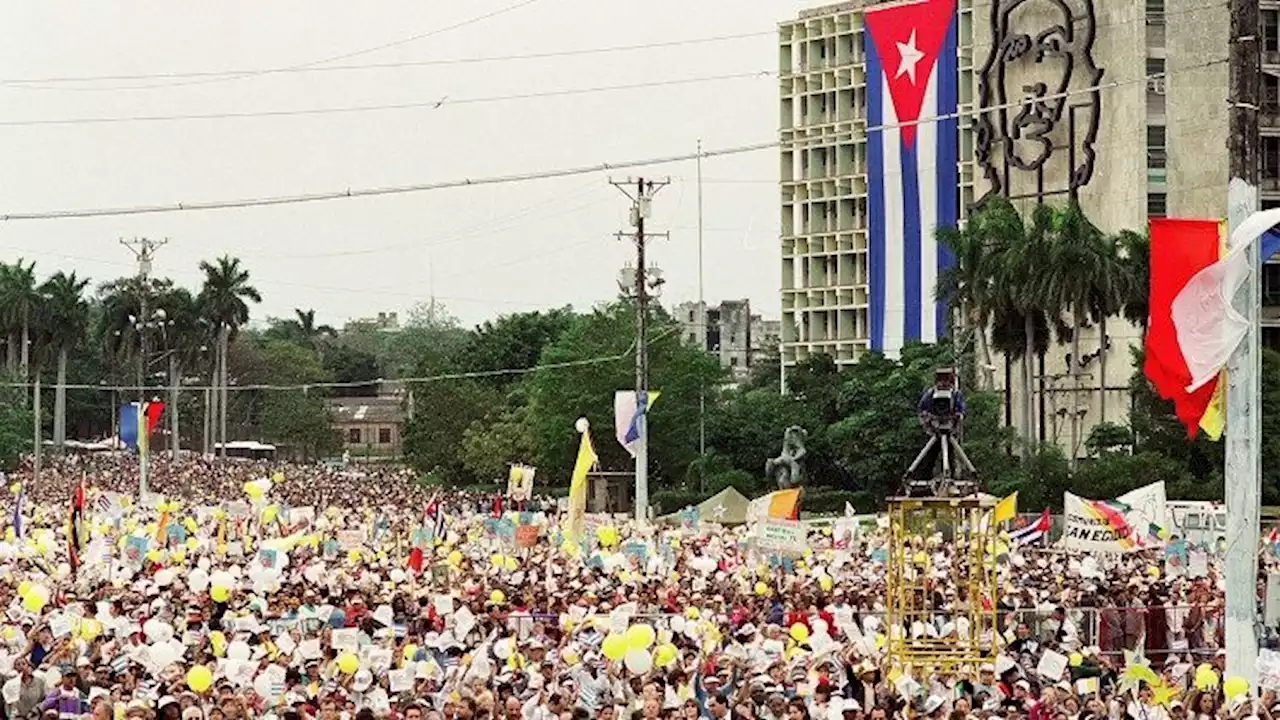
[[0, 71, 774, 128], [7, 0, 551, 93], [0, 60, 1225, 223], [0, 31, 774, 90], [1, 327, 684, 392]]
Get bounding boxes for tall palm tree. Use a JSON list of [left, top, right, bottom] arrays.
[[293, 308, 336, 349], [40, 272, 90, 453], [1118, 230, 1151, 335], [1041, 203, 1127, 463], [937, 209, 1001, 391], [198, 257, 261, 457], [0, 260, 39, 384]]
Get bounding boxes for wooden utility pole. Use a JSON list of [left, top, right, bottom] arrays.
[[1224, 0, 1261, 686]]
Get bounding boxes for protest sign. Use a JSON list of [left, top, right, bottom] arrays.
[[753, 519, 806, 555], [515, 525, 539, 548]]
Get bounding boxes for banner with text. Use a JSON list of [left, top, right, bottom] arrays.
[[1062, 481, 1168, 553]]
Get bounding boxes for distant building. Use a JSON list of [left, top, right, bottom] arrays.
[[343, 311, 400, 334], [328, 395, 405, 457], [674, 300, 780, 380]]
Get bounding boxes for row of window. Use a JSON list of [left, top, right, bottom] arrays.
[[347, 427, 393, 445]]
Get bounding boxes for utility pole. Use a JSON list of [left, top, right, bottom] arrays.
[[120, 237, 167, 498], [612, 177, 669, 525], [1224, 0, 1261, 687], [697, 140, 707, 492]]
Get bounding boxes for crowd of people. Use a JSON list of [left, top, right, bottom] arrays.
[[0, 454, 1266, 720]]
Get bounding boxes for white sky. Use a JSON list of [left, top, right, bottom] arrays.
[[0, 0, 799, 327]]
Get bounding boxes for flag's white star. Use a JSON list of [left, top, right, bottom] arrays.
[[895, 29, 926, 85], [710, 504, 727, 520]]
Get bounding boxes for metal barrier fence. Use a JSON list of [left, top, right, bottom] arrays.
[[508, 604, 1220, 658]]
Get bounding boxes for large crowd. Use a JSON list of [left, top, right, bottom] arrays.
[[0, 454, 1268, 720]]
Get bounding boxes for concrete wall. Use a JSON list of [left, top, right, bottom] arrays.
[[1164, 0, 1230, 219]]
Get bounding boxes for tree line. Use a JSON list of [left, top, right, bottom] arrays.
[[0, 196, 1275, 511]]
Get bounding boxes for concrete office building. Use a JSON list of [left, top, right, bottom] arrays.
[[780, 0, 1274, 453]]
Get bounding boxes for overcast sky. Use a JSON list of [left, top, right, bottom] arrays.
[[0, 0, 802, 328]]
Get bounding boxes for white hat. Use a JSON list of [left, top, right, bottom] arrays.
[[924, 696, 946, 715]]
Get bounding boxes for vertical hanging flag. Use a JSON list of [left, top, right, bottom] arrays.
[[564, 419, 597, 548], [68, 482, 85, 572], [864, 0, 958, 357], [118, 401, 166, 450], [11, 486, 23, 541], [1147, 214, 1280, 438], [614, 390, 661, 457]]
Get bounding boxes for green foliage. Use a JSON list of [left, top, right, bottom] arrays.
[[260, 392, 341, 461], [0, 380, 31, 470]]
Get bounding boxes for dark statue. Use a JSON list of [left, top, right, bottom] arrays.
[[765, 426, 807, 489], [973, 0, 1103, 203]]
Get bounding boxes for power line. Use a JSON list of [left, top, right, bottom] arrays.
[[13, 0, 550, 93], [0, 61, 1224, 222], [0, 31, 773, 89], [0, 326, 684, 392], [0, 71, 773, 128]]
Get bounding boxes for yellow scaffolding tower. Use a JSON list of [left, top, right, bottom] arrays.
[[885, 496, 999, 672]]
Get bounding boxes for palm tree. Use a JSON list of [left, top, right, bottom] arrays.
[[293, 308, 336, 348], [40, 272, 90, 453], [0, 260, 40, 383], [198, 257, 261, 457], [1040, 203, 1129, 463], [938, 209, 1000, 391], [1118, 230, 1151, 335]]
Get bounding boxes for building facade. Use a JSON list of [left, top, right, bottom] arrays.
[[780, 0, 1277, 454], [675, 300, 781, 380], [778, 0, 978, 374], [328, 396, 405, 457]]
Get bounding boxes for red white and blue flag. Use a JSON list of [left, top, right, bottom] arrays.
[[865, 0, 958, 356]]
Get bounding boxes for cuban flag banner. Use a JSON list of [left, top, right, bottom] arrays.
[[864, 0, 958, 356]]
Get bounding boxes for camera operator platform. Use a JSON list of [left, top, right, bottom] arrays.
[[884, 367, 998, 673], [902, 367, 978, 498]]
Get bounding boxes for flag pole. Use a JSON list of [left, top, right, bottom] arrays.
[[1223, 0, 1261, 685]]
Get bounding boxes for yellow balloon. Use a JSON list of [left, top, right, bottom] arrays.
[[210, 585, 231, 603], [1194, 664, 1219, 691], [262, 505, 280, 524], [685, 607, 700, 620], [447, 550, 463, 567], [789, 623, 810, 643], [210, 631, 227, 657], [146, 548, 163, 563], [490, 554, 504, 568], [22, 590, 46, 613], [186, 665, 214, 693], [184, 518, 199, 534], [8, 482, 20, 495], [654, 643, 678, 668], [755, 582, 770, 596], [601, 633, 627, 661], [489, 590, 505, 605], [272, 472, 285, 484], [625, 624, 656, 651], [1223, 675, 1248, 700], [337, 653, 359, 674], [403, 644, 419, 663], [818, 575, 834, 592], [17, 581, 31, 599], [1069, 652, 1083, 667], [186, 537, 198, 550], [243, 481, 263, 499], [503, 556, 518, 572]]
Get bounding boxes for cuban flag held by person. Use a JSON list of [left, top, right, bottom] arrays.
[[865, 0, 958, 356]]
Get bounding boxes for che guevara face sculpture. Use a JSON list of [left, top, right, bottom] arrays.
[[974, 0, 1103, 202]]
